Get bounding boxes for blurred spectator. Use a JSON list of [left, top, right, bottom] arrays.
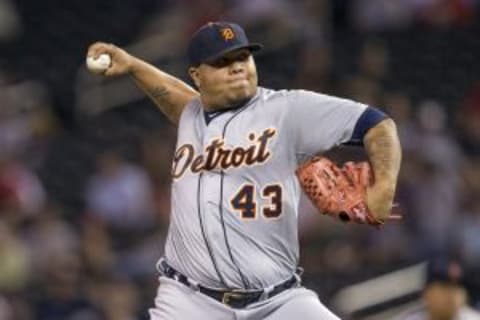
[[457, 81, 480, 157], [351, 0, 415, 31], [395, 258, 480, 319], [98, 277, 141, 320], [383, 91, 419, 152], [456, 169, 480, 272], [416, 100, 464, 171], [185, 0, 227, 30], [32, 251, 103, 320], [141, 129, 175, 224], [295, 45, 333, 92], [0, 77, 57, 162], [339, 40, 390, 106], [227, 0, 304, 49], [85, 150, 156, 230], [0, 0, 21, 42], [0, 157, 46, 219], [350, 0, 477, 31], [0, 295, 13, 320], [357, 39, 390, 82], [364, 221, 415, 269], [408, 100, 464, 255], [80, 217, 116, 279], [415, 0, 477, 27], [342, 75, 382, 106], [22, 203, 79, 275], [296, 0, 331, 43], [457, 206, 480, 271], [0, 220, 30, 293]]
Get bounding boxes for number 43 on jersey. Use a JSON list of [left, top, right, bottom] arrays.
[[230, 184, 282, 219]]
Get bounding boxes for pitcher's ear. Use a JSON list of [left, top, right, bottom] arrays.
[[189, 66, 201, 88]]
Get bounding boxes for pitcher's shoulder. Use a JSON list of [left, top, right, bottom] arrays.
[[180, 96, 203, 118], [257, 86, 297, 99], [259, 87, 350, 105]]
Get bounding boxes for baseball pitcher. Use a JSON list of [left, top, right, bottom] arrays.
[[86, 21, 402, 320]]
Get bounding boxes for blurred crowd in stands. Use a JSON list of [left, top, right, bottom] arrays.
[[0, 0, 479, 319]]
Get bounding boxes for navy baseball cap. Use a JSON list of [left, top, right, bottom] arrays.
[[187, 21, 263, 66]]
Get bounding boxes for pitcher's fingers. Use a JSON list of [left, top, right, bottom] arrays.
[[104, 65, 119, 77], [87, 42, 113, 59]]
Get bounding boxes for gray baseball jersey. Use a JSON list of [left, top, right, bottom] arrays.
[[162, 87, 367, 290]]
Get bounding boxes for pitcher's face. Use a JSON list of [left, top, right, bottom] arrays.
[[189, 49, 258, 110]]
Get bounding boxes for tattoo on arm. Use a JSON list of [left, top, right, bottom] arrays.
[[364, 119, 402, 186], [150, 86, 170, 100], [147, 86, 180, 122]]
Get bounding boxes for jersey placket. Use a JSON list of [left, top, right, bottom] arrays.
[[200, 115, 232, 287], [200, 112, 250, 289]]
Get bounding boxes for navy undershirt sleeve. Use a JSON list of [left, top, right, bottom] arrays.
[[343, 107, 388, 146]]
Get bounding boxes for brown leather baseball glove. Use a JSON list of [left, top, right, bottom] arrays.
[[296, 156, 399, 226]]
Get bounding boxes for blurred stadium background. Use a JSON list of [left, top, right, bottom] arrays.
[[0, 0, 479, 319]]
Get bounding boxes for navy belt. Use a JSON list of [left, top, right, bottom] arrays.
[[159, 261, 300, 309]]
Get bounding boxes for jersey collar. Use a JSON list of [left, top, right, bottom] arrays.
[[203, 89, 261, 125]]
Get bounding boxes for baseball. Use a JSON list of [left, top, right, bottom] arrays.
[[86, 53, 111, 73]]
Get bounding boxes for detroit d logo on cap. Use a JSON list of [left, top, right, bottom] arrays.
[[220, 27, 235, 41]]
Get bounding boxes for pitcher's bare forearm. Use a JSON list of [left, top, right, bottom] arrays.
[[364, 119, 402, 195], [129, 58, 199, 125]]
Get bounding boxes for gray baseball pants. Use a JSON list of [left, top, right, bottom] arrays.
[[149, 276, 341, 320]]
